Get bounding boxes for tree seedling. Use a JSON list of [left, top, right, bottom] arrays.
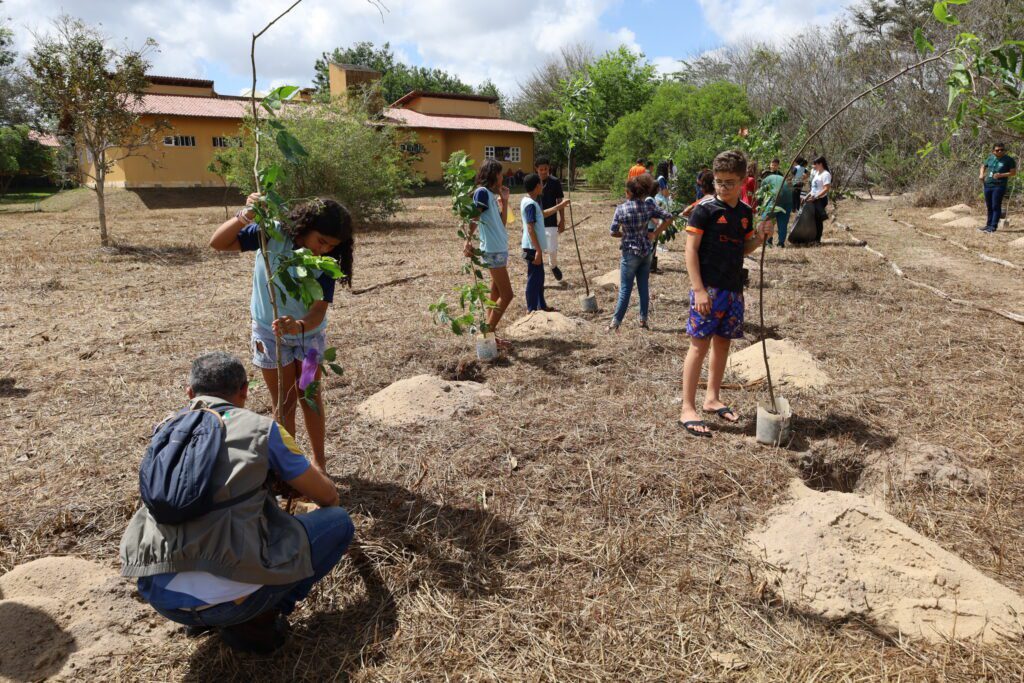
[[247, 1, 344, 415], [429, 151, 496, 339]]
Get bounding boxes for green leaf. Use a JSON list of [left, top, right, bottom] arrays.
[[258, 164, 281, 189], [913, 27, 935, 54], [933, 2, 959, 25], [328, 363, 344, 376], [323, 347, 337, 362]]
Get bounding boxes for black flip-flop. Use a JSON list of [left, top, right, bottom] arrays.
[[679, 419, 712, 438], [705, 406, 739, 423]]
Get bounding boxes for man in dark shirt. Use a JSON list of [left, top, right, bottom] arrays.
[[979, 143, 1017, 232], [535, 157, 566, 281], [679, 150, 772, 438]]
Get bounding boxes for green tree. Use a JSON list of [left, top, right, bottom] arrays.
[[0, 0, 35, 127], [920, 0, 1024, 144], [313, 41, 475, 104], [27, 16, 165, 245], [0, 124, 54, 195], [216, 98, 418, 221], [585, 81, 753, 192], [529, 46, 658, 175], [0, 1, 13, 70]]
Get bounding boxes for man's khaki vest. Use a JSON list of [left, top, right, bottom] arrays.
[[119, 396, 313, 585]]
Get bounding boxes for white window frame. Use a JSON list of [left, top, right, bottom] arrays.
[[484, 146, 495, 160], [510, 146, 521, 163], [212, 136, 230, 148], [163, 135, 196, 148]]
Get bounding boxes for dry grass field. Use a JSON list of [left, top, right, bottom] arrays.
[[1, 188, 1023, 681]]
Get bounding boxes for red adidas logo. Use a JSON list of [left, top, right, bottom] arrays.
[[716, 215, 728, 224]]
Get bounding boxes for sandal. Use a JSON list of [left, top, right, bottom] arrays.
[[679, 419, 712, 438], [705, 406, 739, 423]]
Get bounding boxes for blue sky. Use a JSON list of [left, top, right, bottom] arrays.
[[6, 0, 850, 96]]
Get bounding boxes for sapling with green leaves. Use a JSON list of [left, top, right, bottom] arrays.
[[561, 75, 595, 298], [429, 151, 496, 338], [207, 1, 349, 473]]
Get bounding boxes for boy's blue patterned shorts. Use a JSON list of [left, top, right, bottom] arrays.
[[686, 287, 745, 339]]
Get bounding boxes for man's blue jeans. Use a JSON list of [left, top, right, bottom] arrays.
[[152, 507, 355, 629], [985, 184, 1007, 229], [612, 252, 653, 324]]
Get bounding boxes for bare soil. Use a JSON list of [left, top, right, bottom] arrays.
[[1, 190, 1023, 680]]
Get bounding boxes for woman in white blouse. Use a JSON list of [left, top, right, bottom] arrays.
[[805, 156, 832, 243]]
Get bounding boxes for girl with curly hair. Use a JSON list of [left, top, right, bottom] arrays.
[[210, 193, 354, 472], [463, 159, 514, 345]]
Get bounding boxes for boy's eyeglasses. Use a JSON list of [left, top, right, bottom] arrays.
[[713, 179, 741, 189]]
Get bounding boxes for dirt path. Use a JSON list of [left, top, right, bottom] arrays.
[[837, 198, 1024, 318]]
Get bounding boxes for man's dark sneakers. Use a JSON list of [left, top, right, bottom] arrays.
[[219, 610, 289, 654], [552, 266, 563, 281], [184, 624, 213, 638]]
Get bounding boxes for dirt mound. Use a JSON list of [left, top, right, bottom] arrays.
[[0, 557, 173, 682], [946, 203, 974, 214], [504, 311, 587, 341], [944, 216, 988, 229], [928, 210, 961, 222], [594, 269, 619, 291], [750, 480, 1024, 643], [355, 374, 494, 427], [859, 439, 988, 496], [728, 339, 829, 389]]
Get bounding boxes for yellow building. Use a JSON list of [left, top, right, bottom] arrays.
[[89, 67, 536, 188]]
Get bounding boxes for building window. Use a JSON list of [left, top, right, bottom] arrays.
[[486, 146, 520, 163], [399, 142, 425, 154], [212, 136, 231, 148], [163, 135, 196, 147]]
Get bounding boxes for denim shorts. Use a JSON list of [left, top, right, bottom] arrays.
[[251, 322, 327, 370], [480, 251, 509, 269]]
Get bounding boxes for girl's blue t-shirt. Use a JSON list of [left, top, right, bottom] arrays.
[[237, 223, 336, 342], [472, 186, 508, 253]]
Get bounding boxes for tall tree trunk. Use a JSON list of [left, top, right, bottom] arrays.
[[96, 149, 108, 246]]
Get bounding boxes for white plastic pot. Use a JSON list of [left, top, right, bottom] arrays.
[[476, 334, 498, 361], [756, 396, 792, 446], [579, 294, 599, 313]]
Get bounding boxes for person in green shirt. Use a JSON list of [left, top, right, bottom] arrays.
[[979, 143, 1017, 233]]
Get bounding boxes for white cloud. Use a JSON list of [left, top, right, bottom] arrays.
[[4, 0, 637, 95], [650, 55, 680, 78], [696, 0, 847, 44]]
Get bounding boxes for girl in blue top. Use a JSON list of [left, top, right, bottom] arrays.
[[210, 194, 354, 472], [463, 160, 513, 345]]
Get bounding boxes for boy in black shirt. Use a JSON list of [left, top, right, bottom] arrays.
[[679, 150, 773, 438], [535, 157, 566, 281]]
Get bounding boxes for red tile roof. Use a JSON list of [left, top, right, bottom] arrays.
[[28, 131, 60, 147], [382, 107, 536, 134], [133, 93, 250, 119]]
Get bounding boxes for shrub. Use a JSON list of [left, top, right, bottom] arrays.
[[584, 81, 753, 197], [219, 100, 419, 221]]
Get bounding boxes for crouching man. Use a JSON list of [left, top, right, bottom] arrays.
[[119, 351, 354, 653]]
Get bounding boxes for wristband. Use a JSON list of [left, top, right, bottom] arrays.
[[236, 208, 254, 223]]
